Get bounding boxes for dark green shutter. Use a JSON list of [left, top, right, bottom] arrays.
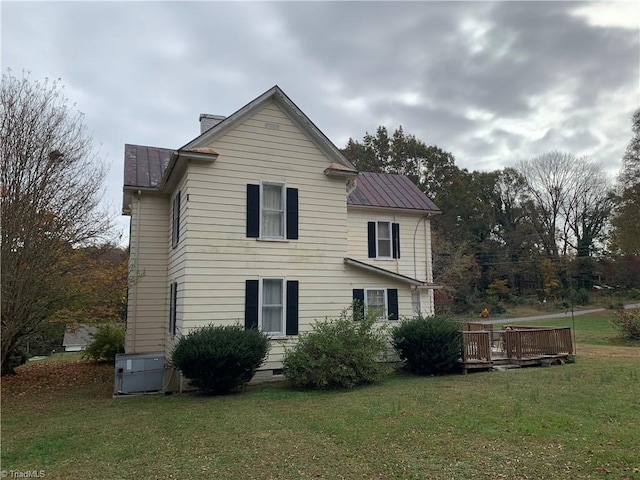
[[387, 289, 399, 320], [367, 222, 376, 258], [246, 184, 260, 238], [244, 280, 259, 329], [286, 188, 298, 240], [286, 280, 299, 335], [392, 223, 400, 259], [353, 289, 365, 320]]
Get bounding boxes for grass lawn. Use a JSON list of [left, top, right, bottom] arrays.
[[2, 314, 639, 480]]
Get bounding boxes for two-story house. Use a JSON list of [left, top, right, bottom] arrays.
[[122, 86, 440, 387]]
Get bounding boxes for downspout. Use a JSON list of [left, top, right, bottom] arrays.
[[131, 189, 142, 351]]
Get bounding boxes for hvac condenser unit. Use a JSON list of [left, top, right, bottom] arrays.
[[114, 353, 165, 395]]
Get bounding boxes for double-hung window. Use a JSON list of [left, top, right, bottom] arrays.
[[353, 288, 399, 321], [376, 222, 392, 258], [367, 221, 400, 259], [246, 183, 298, 240], [261, 278, 284, 335], [245, 278, 299, 336], [365, 288, 387, 319], [262, 184, 285, 239]]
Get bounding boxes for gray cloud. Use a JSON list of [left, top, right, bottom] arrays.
[[2, 1, 637, 243]]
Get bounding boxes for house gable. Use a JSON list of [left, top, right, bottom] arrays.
[[180, 86, 356, 176]]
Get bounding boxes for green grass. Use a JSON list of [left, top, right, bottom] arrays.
[[2, 314, 639, 480]]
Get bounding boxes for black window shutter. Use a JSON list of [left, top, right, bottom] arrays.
[[353, 289, 365, 320], [286, 280, 299, 335], [387, 289, 399, 320], [176, 191, 181, 244], [171, 282, 178, 335], [169, 283, 175, 334], [246, 184, 260, 238], [286, 188, 299, 240], [244, 280, 259, 329], [367, 222, 376, 258], [172, 191, 181, 246], [392, 223, 400, 259]]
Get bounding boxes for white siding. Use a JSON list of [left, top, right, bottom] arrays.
[[177, 101, 352, 367], [347, 207, 432, 281], [127, 99, 436, 371], [125, 193, 169, 353]]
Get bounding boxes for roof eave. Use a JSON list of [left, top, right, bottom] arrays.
[[344, 257, 442, 288], [346, 204, 442, 215], [158, 149, 219, 193]]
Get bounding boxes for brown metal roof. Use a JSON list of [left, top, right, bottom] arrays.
[[123, 144, 173, 188], [347, 172, 440, 212]]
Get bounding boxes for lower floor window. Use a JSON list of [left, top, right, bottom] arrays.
[[261, 278, 284, 335], [245, 278, 299, 336], [365, 288, 387, 319]]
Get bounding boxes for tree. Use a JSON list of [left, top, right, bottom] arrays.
[[612, 109, 640, 255], [517, 151, 613, 260], [1, 70, 112, 375], [341, 125, 457, 199]]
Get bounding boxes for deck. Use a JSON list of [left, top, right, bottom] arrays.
[[460, 323, 574, 374]]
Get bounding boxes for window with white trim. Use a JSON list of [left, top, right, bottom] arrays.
[[261, 278, 285, 335], [376, 221, 392, 258], [365, 288, 387, 319], [367, 221, 400, 259], [261, 183, 285, 239]]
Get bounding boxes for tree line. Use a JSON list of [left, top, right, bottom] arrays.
[[342, 118, 640, 313]]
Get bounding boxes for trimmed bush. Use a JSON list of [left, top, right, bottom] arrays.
[[83, 324, 125, 362], [391, 315, 461, 375], [172, 324, 269, 395], [283, 307, 390, 390]]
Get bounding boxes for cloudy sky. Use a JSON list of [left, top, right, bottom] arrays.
[[2, 1, 638, 244]]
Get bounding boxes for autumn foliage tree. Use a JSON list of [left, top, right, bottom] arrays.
[[612, 109, 640, 255], [1, 70, 112, 375]]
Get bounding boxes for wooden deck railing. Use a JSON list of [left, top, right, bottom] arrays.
[[460, 325, 574, 372], [504, 327, 573, 359], [461, 331, 491, 362]]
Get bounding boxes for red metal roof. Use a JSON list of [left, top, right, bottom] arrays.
[[123, 144, 173, 188], [347, 172, 439, 212]]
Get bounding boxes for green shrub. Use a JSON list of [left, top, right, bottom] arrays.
[[83, 324, 125, 362], [172, 324, 269, 395], [611, 308, 640, 341], [626, 288, 640, 301], [283, 307, 391, 390], [574, 288, 591, 306], [391, 315, 462, 375]]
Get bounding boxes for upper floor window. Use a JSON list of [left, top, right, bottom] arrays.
[[171, 191, 181, 247], [246, 184, 298, 240], [262, 184, 285, 238], [367, 221, 400, 259]]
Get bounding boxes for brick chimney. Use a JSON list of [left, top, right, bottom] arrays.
[[199, 114, 226, 134]]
